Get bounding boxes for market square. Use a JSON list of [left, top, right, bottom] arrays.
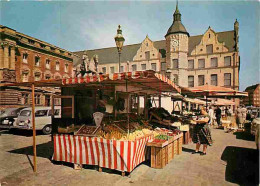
[[0, 0, 259, 185]]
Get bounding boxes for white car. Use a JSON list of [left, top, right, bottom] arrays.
[[14, 106, 61, 134]]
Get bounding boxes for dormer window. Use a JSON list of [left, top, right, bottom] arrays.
[[65, 64, 68, 73], [35, 56, 40, 66], [145, 51, 150, 60], [23, 53, 28, 63], [206, 44, 213, 54], [46, 59, 50, 69], [56, 61, 60, 71]]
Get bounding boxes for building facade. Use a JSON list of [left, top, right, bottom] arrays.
[[243, 84, 260, 107], [73, 4, 240, 92], [0, 25, 73, 108]]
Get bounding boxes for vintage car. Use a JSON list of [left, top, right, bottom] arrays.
[[0, 107, 27, 129], [14, 106, 61, 134]]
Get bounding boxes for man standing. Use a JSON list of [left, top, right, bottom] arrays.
[[215, 106, 222, 127], [241, 105, 247, 128]]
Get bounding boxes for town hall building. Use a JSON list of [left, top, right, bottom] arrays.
[[73, 3, 240, 91]]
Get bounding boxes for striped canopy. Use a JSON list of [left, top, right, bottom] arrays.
[[62, 70, 181, 93]]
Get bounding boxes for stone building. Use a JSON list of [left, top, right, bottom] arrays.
[[73, 3, 240, 92], [0, 25, 73, 108], [243, 84, 260, 107]]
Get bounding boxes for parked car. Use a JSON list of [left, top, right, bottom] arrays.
[[14, 106, 61, 134], [0, 107, 27, 129]]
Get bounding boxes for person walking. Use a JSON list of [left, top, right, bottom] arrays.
[[236, 106, 243, 128], [241, 105, 247, 128], [215, 106, 222, 127], [208, 106, 214, 126], [192, 107, 213, 155]]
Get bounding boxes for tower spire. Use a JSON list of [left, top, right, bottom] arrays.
[[174, 0, 181, 21]]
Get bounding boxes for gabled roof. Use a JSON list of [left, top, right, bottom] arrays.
[[245, 84, 260, 91], [73, 31, 235, 66]]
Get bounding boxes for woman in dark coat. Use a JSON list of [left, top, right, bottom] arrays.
[[192, 107, 213, 155]]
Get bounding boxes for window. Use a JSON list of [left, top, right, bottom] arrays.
[[188, 76, 194, 87], [141, 64, 146, 71], [172, 59, 178, 69], [159, 49, 166, 58], [224, 56, 231, 66], [22, 71, 29, 82], [151, 63, 156, 71], [35, 56, 40, 66], [45, 74, 51, 80], [34, 72, 41, 81], [120, 66, 124, 72], [22, 93, 29, 104], [65, 64, 68, 73], [173, 74, 178, 84], [23, 53, 28, 63], [46, 59, 50, 69], [34, 95, 41, 105], [132, 64, 137, 71], [211, 58, 218, 67], [198, 59, 205, 69], [20, 110, 31, 117], [188, 60, 194, 69], [206, 44, 213, 54], [211, 74, 218, 86], [224, 73, 231, 86], [56, 61, 60, 71], [110, 67, 114, 74], [198, 75, 205, 86], [35, 110, 48, 117], [145, 51, 150, 60], [161, 62, 166, 71], [102, 67, 106, 74]]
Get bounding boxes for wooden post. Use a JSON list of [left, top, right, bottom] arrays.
[[32, 83, 37, 172]]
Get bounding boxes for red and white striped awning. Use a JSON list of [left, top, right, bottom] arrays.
[[62, 70, 181, 93]]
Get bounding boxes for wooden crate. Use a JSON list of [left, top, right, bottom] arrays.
[[167, 142, 174, 163], [151, 146, 168, 169], [177, 137, 183, 155], [173, 140, 178, 155]]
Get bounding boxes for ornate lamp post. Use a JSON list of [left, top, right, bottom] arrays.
[[114, 25, 125, 73]]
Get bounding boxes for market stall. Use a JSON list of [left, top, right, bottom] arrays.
[[52, 70, 184, 175]]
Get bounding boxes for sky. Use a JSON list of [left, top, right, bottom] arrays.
[[0, 0, 259, 91]]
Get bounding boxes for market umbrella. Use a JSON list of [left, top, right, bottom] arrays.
[[181, 84, 248, 109]]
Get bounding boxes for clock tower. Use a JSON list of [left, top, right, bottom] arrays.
[[165, 2, 189, 87]]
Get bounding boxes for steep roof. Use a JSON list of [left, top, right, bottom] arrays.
[[73, 31, 235, 66], [245, 84, 260, 91]]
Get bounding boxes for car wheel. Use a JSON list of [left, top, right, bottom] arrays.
[[42, 125, 52, 135]]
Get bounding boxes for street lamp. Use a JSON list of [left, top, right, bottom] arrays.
[[114, 25, 125, 73]]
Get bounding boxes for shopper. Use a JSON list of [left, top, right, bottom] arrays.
[[192, 107, 213, 155], [208, 106, 214, 126], [236, 106, 243, 128], [215, 106, 222, 127], [241, 105, 247, 128]]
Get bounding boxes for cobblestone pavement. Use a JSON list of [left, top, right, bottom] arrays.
[[0, 128, 258, 186]]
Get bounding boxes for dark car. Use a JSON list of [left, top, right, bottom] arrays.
[[0, 107, 27, 129]]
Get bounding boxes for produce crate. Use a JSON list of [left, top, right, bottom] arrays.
[[177, 136, 183, 155], [150, 145, 168, 169], [167, 142, 174, 163], [173, 140, 178, 155]]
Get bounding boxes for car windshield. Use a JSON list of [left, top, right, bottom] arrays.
[[20, 110, 31, 116]]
